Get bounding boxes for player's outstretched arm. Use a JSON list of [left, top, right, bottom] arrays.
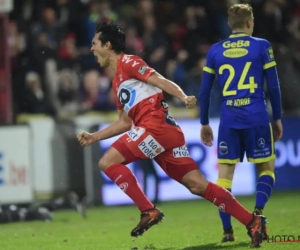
[[147, 72, 197, 108], [93, 110, 132, 140], [77, 110, 132, 146]]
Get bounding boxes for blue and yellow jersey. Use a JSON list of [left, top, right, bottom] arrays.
[[199, 32, 282, 128]]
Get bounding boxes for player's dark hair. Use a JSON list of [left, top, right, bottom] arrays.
[[95, 22, 126, 54], [228, 4, 253, 29]]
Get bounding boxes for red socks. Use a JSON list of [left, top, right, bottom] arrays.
[[105, 165, 253, 226], [204, 182, 253, 226], [105, 164, 154, 211]]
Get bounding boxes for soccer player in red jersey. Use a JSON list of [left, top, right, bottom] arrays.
[[77, 22, 267, 247]]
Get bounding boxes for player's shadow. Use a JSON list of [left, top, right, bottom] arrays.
[[180, 242, 249, 250], [161, 241, 249, 250]]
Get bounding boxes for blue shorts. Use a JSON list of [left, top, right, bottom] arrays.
[[217, 123, 276, 164]]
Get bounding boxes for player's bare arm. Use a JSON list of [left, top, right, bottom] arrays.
[[77, 110, 132, 147], [147, 72, 197, 109]]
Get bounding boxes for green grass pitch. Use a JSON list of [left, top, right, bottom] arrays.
[[1, 192, 299, 250]]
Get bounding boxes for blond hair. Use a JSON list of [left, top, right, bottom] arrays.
[[228, 4, 253, 29]]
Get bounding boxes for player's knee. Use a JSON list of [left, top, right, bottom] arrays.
[[98, 157, 110, 171], [256, 160, 275, 172], [189, 184, 207, 196], [181, 170, 208, 196]]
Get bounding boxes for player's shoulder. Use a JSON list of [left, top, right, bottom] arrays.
[[120, 54, 148, 69], [249, 36, 272, 48], [121, 54, 144, 63], [217, 35, 270, 45]]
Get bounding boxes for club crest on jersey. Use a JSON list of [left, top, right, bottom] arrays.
[[138, 65, 147, 75], [127, 127, 145, 141], [138, 135, 165, 159]]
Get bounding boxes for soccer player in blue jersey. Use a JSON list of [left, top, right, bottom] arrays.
[[199, 3, 283, 243]]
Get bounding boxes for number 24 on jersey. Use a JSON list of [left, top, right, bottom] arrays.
[[219, 62, 258, 97]]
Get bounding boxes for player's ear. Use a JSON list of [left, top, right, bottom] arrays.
[[246, 19, 251, 29], [104, 41, 112, 50]]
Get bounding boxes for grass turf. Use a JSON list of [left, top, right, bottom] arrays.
[[0, 192, 299, 250]]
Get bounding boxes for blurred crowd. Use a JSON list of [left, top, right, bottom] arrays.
[[8, 0, 300, 120]]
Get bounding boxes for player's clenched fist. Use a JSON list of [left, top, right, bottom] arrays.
[[184, 96, 197, 109], [77, 131, 96, 147]]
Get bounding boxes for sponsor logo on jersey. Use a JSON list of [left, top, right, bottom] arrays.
[[127, 127, 145, 141], [173, 145, 190, 158], [219, 141, 228, 155], [161, 100, 168, 109], [138, 65, 147, 75], [257, 138, 265, 148], [267, 47, 274, 61], [138, 135, 165, 159]]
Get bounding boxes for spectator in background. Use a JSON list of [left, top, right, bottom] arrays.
[[32, 8, 63, 50], [22, 72, 56, 115], [142, 15, 166, 71], [8, 21, 27, 115], [58, 33, 78, 68], [84, 0, 118, 47], [56, 69, 80, 118], [125, 26, 144, 57], [5, 0, 300, 122], [80, 70, 115, 112], [30, 8, 62, 76]]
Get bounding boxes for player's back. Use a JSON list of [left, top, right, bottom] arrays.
[[209, 33, 275, 128]]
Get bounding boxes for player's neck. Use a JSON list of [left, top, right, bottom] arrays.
[[108, 53, 123, 71], [231, 29, 251, 36]]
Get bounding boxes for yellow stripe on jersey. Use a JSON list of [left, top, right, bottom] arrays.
[[229, 33, 249, 38], [263, 61, 276, 70], [203, 66, 215, 74]]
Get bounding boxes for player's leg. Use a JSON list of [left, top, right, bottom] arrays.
[[216, 125, 243, 242], [217, 164, 235, 242], [99, 146, 154, 212], [155, 149, 267, 248], [255, 160, 275, 214], [99, 128, 164, 237], [245, 123, 276, 214]]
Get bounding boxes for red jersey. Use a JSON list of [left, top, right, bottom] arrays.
[[113, 54, 168, 125]]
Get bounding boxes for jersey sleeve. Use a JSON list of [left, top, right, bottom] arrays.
[[261, 40, 277, 70], [123, 56, 156, 82], [260, 40, 282, 120], [203, 46, 216, 74]]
